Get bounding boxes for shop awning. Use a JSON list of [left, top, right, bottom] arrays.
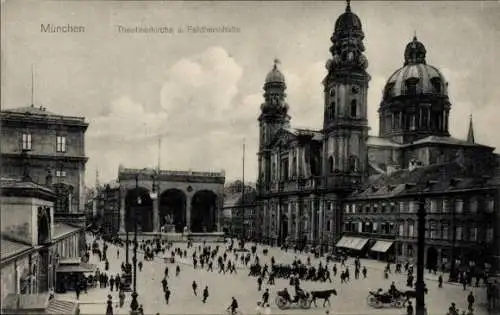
[[335, 236, 350, 248], [336, 236, 369, 250], [371, 240, 394, 253], [56, 262, 96, 273]]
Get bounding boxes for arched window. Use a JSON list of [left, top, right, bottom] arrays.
[[405, 78, 419, 96], [329, 88, 335, 97], [430, 77, 442, 94], [328, 156, 334, 173], [350, 99, 357, 117], [292, 157, 297, 177], [348, 155, 358, 172], [329, 101, 336, 119]]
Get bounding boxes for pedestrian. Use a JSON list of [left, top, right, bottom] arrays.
[[467, 291, 475, 311], [138, 304, 144, 315], [176, 265, 180, 276], [362, 266, 367, 278], [106, 295, 113, 315], [438, 275, 443, 288], [192, 280, 198, 296], [109, 276, 115, 292], [202, 286, 209, 303], [406, 300, 414, 315], [257, 276, 263, 291], [164, 286, 171, 304], [75, 281, 81, 300], [262, 288, 269, 305]]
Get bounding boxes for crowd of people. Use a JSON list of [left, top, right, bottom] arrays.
[[75, 232, 496, 315]]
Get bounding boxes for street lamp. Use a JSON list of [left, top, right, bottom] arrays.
[[130, 195, 141, 315]]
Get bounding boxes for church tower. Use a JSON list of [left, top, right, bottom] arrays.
[[322, 0, 370, 184], [257, 59, 290, 192]]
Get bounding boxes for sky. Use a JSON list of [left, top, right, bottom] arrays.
[[2, 1, 500, 187]]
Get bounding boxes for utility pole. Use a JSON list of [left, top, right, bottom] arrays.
[[31, 64, 36, 106]]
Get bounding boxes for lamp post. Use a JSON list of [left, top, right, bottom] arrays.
[[415, 197, 427, 315], [130, 193, 141, 315]]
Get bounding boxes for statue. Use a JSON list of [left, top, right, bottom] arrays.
[[164, 214, 173, 225]]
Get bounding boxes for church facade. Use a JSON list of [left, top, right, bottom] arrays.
[[255, 0, 500, 265]]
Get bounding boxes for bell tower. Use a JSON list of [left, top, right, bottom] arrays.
[[257, 59, 290, 192], [322, 0, 370, 183]]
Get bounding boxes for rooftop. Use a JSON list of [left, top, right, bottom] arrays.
[[0, 237, 32, 261], [1, 105, 87, 124]]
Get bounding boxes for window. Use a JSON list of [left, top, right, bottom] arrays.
[[405, 78, 418, 96], [56, 136, 66, 152], [409, 201, 417, 213], [407, 245, 414, 257], [442, 199, 448, 213], [410, 114, 416, 130], [22, 133, 32, 150], [486, 228, 493, 242], [442, 224, 449, 240], [345, 204, 350, 214], [328, 156, 334, 173], [456, 226, 463, 241], [399, 224, 404, 237], [430, 199, 437, 213], [408, 222, 414, 237], [455, 199, 463, 213], [430, 77, 442, 94], [350, 100, 357, 117], [329, 101, 336, 119], [469, 198, 477, 213], [329, 88, 335, 97], [470, 227, 477, 242], [486, 198, 494, 213], [56, 169, 67, 177], [352, 204, 356, 214]]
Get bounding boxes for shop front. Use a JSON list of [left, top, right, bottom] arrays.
[[54, 258, 95, 293]]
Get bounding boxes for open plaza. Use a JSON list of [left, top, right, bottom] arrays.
[[53, 234, 491, 315]]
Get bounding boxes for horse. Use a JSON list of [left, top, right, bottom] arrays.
[[310, 289, 338, 307]]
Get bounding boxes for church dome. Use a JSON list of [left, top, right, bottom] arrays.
[[265, 59, 285, 84], [383, 36, 448, 100], [334, 1, 362, 33]]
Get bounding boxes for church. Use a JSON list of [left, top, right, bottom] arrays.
[[255, 0, 499, 268]]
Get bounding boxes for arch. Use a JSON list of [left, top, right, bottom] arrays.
[[125, 187, 153, 232], [37, 206, 51, 244], [191, 190, 217, 233], [159, 189, 187, 233], [350, 99, 357, 117], [426, 246, 438, 270]]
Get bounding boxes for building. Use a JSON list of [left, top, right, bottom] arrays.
[[342, 160, 499, 275], [255, 0, 500, 266], [118, 166, 225, 234], [0, 104, 89, 215], [92, 181, 121, 238], [1, 178, 83, 314], [222, 181, 257, 239]]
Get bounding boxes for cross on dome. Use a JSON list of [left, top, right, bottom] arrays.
[[346, 0, 351, 12]]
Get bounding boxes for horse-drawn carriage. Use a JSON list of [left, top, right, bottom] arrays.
[[366, 289, 405, 308], [275, 288, 338, 309]]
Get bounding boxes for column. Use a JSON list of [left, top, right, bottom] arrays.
[[186, 196, 192, 232], [339, 137, 344, 171], [119, 192, 126, 233], [152, 198, 159, 232]]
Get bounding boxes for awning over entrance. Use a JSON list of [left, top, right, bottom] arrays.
[[1, 294, 78, 315], [56, 262, 96, 273], [336, 236, 369, 250], [370, 240, 394, 253]]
